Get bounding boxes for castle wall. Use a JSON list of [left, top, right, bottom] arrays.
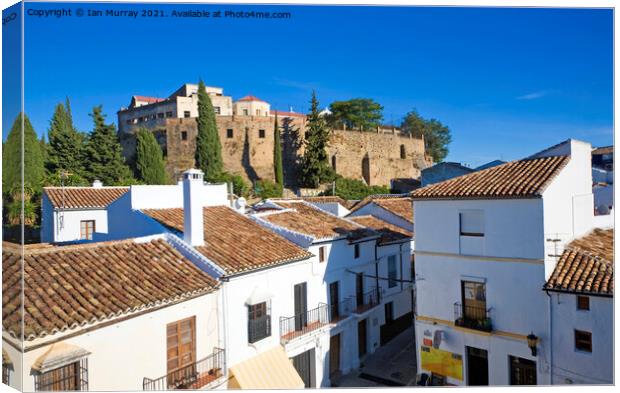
[[119, 117, 429, 187]]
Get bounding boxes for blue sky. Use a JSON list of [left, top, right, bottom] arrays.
[[5, 2, 613, 166]]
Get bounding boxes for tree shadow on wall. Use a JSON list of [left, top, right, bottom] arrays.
[[281, 117, 302, 186], [242, 127, 259, 183]]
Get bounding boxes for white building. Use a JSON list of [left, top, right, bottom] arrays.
[[232, 95, 270, 117], [40, 182, 129, 244], [543, 228, 613, 384], [2, 235, 224, 392], [249, 199, 414, 385], [411, 139, 602, 386]]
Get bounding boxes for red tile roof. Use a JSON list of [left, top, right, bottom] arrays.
[[133, 95, 166, 104], [411, 156, 569, 200], [545, 229, 614, 296], [348, 215, 412, 245], [2, 239, 218, 341], [260, 200, 377, 241], [44, 187, 129, 209], [141, 206, 313, 275], [238, 95, 265, 102], [270, 110, 305, 118], [349, 195, 413, 224]]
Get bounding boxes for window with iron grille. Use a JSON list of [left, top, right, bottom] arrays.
[[577, 295, 590, 311], [34, 359, 88, 391], [2, 362, 10, 385], [248, 301, 271, 343], [214, 106, 221, 115]]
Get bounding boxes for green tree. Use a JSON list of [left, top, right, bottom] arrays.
[[83, 106, 134, 185], [135, 128, 169, 184], [273, 111, 284, 187], [327, 98, 384, 131], [401, 109, 452, 163], [299, 91, 334, 188], [2, 113, 45, 193], [46, 102, 86, 177], [320, 177, 389, 200], [255, 179, 282, 199], [195, 79, 223, 180]]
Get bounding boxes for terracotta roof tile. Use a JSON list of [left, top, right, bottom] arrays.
[[44, 187, 129, 209], [410, 156, 569, 200], [349, 194, 413, 223], [238, 95, 265, 102], [545, 229, 614, 296], [141, 206, 312, 275], [348, 215, 412, 245], [2, 239, 218, 341], [261, 201, 377, 241], [271, 196, 354, 210]]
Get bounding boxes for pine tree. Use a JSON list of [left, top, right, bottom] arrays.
[[195, 79, 223, 180], [83, 106, 134, 185], [299, 91, 333, 188], [46, 102, 85, 177], [2, 113, 45, 193], [273, 111, 284, 188], [135, 128, 169, 184]]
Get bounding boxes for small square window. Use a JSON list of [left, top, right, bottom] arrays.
[[157, 112, 164, 119], [319, 246, 326, 263], [577, 296, 590, 311], [354, 244, 360, 259], [575, 330, 592, 352], [256, 109, 261, 116], [227, 129, 234, 138], [258, 129, 266, 138], [460, 211, 484, 237], [181, 131, 188, 141], [80, 220, 95, 240], [184, 111, 191, 118], [243, 109, 249, 116], [214, 106, 221, 115], [166, 111, 173, 118]]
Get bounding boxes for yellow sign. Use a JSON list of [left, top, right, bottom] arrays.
[[420, 346, 463, 380]]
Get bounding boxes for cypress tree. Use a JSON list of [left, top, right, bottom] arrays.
[[2, 113, 45, 193], [46, 102, 85, 177], [299, 91, 332, 188], [135, 128, 169, 184], [273, 111, 284, 187], [195, 79, 223, 180], [83, 106, 134, 185]]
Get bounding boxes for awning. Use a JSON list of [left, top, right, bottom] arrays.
[[32, 342, 90, 373], [228, 347, 304, 389]]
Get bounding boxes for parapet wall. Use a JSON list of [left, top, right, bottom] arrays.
[[119, 116, 430, 186]]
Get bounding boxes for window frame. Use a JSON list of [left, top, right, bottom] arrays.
[[181, 131, 188, 141], [248, 301, 271, 343], [258, 129, 266, 138], [183, 111, 191, 118], [574, 330, 592, 352], [354, 244, 360, 259], [79, 220, 95, 240], [319, 246, 326, 263], [577, 295, 590, 311], [459, 211, 485, 237], [387, 255, 398, 288], [226, 129, 234, 138]]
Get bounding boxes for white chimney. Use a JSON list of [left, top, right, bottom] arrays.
[[182, 168, 205, 246], [92, 179, 103, 188]]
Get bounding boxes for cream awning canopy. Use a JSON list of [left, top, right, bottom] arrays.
[[32, 342, 90, 373], [228, 346, 304, 389]]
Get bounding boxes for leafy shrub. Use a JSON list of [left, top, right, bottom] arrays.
[[254, 179, 283, 199], [212, 172, 250, 198], [321, 177, 390, 201]]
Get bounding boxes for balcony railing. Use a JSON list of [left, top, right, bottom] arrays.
[[280, 303, 329, 342], [143, 348, 225, 390], [248, 314, 271, 344], [454, 302, 492, 332], [329, 298, 353, 323], [353, 287, 381, 314]]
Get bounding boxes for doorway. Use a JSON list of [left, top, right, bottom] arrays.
[[356, 273, 364, 308], [294, 282, 308, 331], [292, 349, 316, 387], [509, 356, 536, 385], [329, 334, 341, 378], [358, 319, 367, 358], [329, 281, 340, 321], [466, 346, 489, 386]]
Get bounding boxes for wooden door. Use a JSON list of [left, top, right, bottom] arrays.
[[292, 349, 316, 387], [167, 316, 196, 382], [466, 346, 488, 386], [329, 334, 341, 376], [510, 356, 537, 385], [358, 319, 367, 358], [294, 282, 308, 330], [329, 281, 339, 320], [356, 273, 364, 307]]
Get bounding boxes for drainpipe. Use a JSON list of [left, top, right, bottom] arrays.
[[219, 278, 231, 380], [374, 242, 379, 299], [545, 289, 554, 385]]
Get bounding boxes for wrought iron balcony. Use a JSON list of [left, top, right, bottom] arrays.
[[454, 302, 493, 332], [329, 297, 353, 323], [280, 303, 329, 342], [143, 348, 225, 390], [353, 287, 381, 314]]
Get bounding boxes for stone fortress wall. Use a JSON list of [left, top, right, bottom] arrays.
[[119, 116, 431, 187]]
